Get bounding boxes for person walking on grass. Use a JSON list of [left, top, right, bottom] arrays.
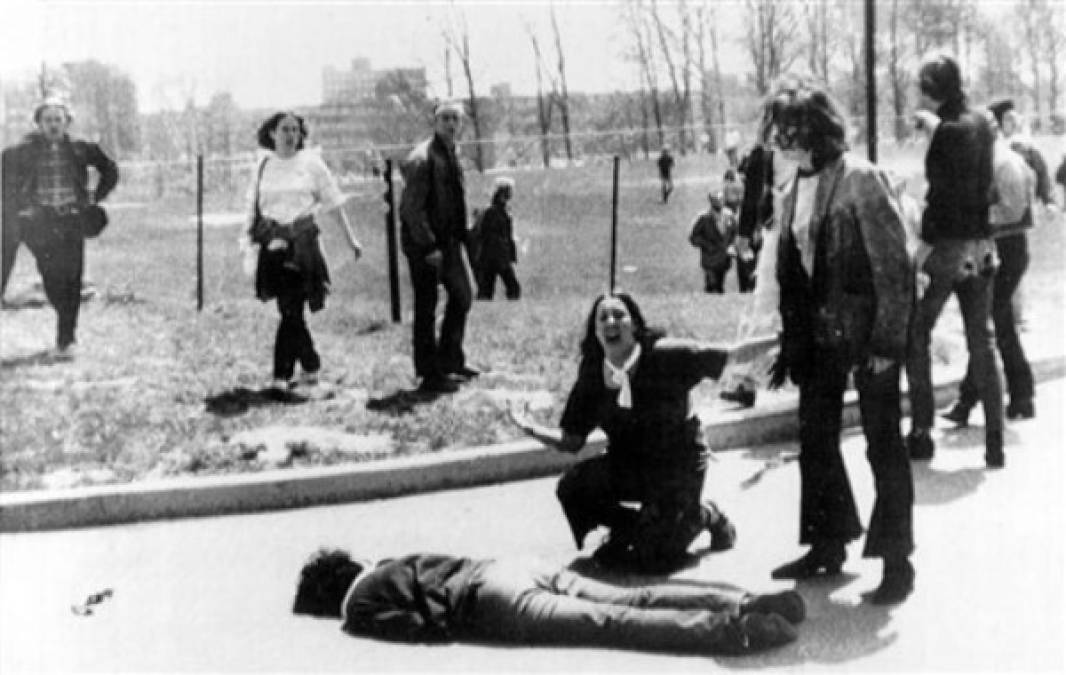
[[904, 54, 1003, 468], [473, 176, 520, 301], [294, 548, 804, 656], [511, 292, 774, 576], [1, 96, 118, 359], [657, 146, 675, 203], [764, 80, 915, 604], [399, 100, 478, 394], [941, 109, 1038, 426], [243, 111, 362, 391], [688, 192, 737, 294]]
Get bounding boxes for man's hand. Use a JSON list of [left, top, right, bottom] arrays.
[[425, 250, 443, 269]]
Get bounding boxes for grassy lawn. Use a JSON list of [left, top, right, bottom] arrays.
[[2, 141, 1065, 491]]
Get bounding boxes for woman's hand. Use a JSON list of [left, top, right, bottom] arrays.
[[267, 238, 289, 252]]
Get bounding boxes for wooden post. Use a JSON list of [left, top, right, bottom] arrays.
[[196, 154, 204, 311], [865, 0, 878, 163], [610, 155, 620, 293], [384, 159, 402, 323]]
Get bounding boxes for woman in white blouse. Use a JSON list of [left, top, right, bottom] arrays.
[[246, 111, 362, 389]]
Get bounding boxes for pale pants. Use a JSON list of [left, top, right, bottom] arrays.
[[466, 559, 754, 654], [720, 224, 782, 390]]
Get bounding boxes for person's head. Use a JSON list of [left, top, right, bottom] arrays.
[[579, 292, 660, 365], [769, 80, 848, 172], [918, 54, 965, 111], [257, 111, 308, 157], [293, 549, 367, 618], [723, 168, 737, 182], [492, 176, 515, 206], [708, 191, 723, 211], [433, 100, 465, 145], [34, 98, 72, 142]]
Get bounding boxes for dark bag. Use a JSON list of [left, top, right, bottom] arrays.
[[80, 204, 109, 238], [248, 157, 272, 245]]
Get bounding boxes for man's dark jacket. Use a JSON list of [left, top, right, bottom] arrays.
[[398, 134, 467, 258], [921, 101, 994, 243], [776, 154, 912, 382], [2, 132, 119, 229]]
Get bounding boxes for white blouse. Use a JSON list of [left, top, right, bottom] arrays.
[[246, 150, 346, 227], [790, 174, 820, 277]]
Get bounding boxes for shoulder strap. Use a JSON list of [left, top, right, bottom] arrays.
[[253, 157, 269, 222]]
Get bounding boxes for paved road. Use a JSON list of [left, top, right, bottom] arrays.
[[2, 379, 1064, 673]]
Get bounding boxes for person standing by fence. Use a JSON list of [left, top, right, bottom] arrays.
[[399, 100, 478, 394], [1, 97, 118, 358], [657, 146, 675, 203], [244, 111, 362, 390]]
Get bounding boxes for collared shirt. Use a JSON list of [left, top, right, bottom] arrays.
[[34, 142, 78, 207]]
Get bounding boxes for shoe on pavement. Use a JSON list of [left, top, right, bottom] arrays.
[[741, 591, 806, 624], [940, 401, 972, 426], [296, 371, 320, 387], [1006, 399, 1034, 420], [704, 502, 737, 552], [906, 429, 935, 461], [870, 557, 915, 605], [771, 542, 846, 580], [270, 377, 293, 391]]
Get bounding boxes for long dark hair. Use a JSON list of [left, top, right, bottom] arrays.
[[577, 292, 663, 372], [918, 54, 965, 108], [772, 81, 848, 171], [257, 111, 308, 151], [293, 548, 365, 618]]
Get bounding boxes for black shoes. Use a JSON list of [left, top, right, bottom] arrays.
[[1006, 399, 1035, 420], [985, 430, 1005, 469], [870, 557, 915, 605], [906, 429, 935, 460], [720, 385, 756, 408], [418, 376, 460, 394], [940, 401, 972, 426], [771, 542, 846, 580], [741, 590, 807, 624]]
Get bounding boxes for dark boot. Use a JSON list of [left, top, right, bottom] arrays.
[[906, 428, 935, 460], [771, 542, 846, 580], [734, 613, 798, 652], [940, 401, 972, 426], [704, 501, 737, 552], [740, 590, 807, 624], [1006, 399, 1034, 420], [720, 385, 756, 408], [870, 557, 915, 605]]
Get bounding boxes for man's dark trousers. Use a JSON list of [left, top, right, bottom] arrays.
[[957, 233, 1033, 408], [407, 242, 472, 379], [797, 350, 914, 559], [22, 212, 84, 348]]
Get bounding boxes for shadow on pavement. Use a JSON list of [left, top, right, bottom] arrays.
[[204, 386, 309, 416], [720, 573, 897, 669], [911, 463, 987, 505], [366, 388, 444, 416]]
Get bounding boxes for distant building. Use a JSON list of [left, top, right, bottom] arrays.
[[322, 59, 427, 104]]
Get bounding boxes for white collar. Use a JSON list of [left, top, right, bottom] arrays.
[[604, 343, 642, 408]]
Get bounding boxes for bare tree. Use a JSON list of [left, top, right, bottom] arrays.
[[692, 1, 716, 152], [549, 4, 575, 161], [804, 0, 830, 82], [1043, 0, 1064, 115], [623, 0, 665, 148], [441, 4, 484, 171], [524, 19, 555, 168], [744, 0, 802, 95], [886, 0, 909, 141], [649, 0, 691, 152]]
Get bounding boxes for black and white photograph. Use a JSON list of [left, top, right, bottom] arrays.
[[1, 1, 1064, 672]]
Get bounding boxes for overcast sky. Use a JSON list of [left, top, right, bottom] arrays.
[[3, 1, 755, 112]]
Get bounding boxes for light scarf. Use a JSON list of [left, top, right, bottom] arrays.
[[604, 343, 642, 409]]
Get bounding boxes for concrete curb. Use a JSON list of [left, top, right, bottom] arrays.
[[3, 355, 1064, 533]]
